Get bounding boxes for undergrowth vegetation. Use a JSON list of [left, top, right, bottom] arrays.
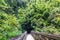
[[0, 0, 60, 40]]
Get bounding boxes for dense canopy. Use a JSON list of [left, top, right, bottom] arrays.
[[0, 0, 60, 40]]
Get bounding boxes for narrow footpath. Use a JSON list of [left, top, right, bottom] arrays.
[[26, 34, 35, 40]]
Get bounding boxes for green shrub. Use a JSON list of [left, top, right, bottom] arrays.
[[0, 0, 60, 40]]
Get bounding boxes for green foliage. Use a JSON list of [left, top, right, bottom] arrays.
[[0, 11, 22, 40], [0, 0, 60, 40]]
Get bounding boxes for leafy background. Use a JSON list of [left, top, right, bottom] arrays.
[[0, 0, 60, 40]]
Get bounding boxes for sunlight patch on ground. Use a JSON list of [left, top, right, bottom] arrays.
[[26, 34, 34, 40]]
